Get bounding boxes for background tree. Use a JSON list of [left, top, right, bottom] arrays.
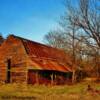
[[0, 34, 4, 45], [65, 0, 100, 48], [44, 0, 100, 82]]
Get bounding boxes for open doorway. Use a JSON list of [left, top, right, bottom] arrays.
[[6, 59, 11, 83]]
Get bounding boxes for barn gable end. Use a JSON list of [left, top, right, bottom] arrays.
[[0, 35, 28, 83]]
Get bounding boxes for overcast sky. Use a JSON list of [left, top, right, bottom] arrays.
[[0, 0, 65, 43]]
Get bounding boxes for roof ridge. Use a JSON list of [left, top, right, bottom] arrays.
[[10, 34, 65, 53]]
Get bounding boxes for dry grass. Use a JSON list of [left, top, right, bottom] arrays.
[[0, 82, 100, 100]]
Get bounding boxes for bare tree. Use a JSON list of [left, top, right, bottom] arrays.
[[44, 0, 100, 82], [44, 30, 73, 52], [64, 0, 100, 48]]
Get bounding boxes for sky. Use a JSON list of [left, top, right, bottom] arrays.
[[0, 0, 65, 43]]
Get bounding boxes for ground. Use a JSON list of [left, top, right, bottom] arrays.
[[0, 82, 100, 100]]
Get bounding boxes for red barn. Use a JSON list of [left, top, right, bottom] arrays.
[[0, 35, 72, 85]]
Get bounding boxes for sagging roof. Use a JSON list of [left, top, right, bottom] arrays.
[[10, 35, 72, 72]]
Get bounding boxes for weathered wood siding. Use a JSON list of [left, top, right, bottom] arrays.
[[0, 36, 28, 83]]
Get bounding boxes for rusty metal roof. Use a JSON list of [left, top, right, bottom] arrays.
[[13, 35, 72, 72], [28, 58, 72, 72]]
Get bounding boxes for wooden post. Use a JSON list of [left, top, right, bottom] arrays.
[[50, 73, 53, 85], [36, 71, 39, 85], [54, 74, 56, 85], [72, 69, 76, 83], [26, 55, 29, 84]]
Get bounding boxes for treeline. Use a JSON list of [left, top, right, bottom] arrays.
[[0, 34, 4, 46], [44, 0, 100, 82]]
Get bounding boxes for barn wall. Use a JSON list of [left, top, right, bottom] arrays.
[[0, 36, 28, 83]]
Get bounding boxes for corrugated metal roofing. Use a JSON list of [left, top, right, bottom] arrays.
[[22, 39, 66, 60], [28, 58, 72, 72], [13, 35, 72, 72]]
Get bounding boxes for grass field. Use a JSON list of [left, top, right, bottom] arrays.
[[0, 82, 100, 100]]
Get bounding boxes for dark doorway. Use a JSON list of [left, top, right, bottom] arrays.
[[6, 59, 11, 83]]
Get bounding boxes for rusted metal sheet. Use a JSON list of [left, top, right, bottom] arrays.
[[22, 39, 66, 60], [20, 36, 72, 72], [28, 58, 72, 72]]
